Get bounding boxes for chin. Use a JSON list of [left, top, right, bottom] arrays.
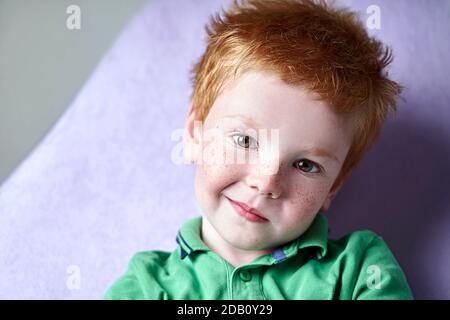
[[221, 231, 273, 251]]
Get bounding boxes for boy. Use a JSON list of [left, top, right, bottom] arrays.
[[104, 0, 413, 299]]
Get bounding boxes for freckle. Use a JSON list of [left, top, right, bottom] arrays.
[[304, 192, 316, 206], [290, 188, 315, 207]]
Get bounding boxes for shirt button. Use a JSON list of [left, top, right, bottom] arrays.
[[239, 270, 252, 282]]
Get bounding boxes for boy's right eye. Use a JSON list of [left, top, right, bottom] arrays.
[[231, 133, 258, 150]]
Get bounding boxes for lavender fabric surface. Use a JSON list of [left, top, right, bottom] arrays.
[[0, 0, 449, 299]]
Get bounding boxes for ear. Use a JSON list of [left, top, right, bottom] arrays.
[[320, 170, 352, 212], [183, 102, 202, 164]]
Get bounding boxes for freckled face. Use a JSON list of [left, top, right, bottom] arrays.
[[192, 69, 354, 251]]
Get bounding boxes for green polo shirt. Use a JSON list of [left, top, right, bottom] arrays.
[[104, 213, 413, 300]]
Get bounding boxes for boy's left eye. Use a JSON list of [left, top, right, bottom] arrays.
[[231, 134, 258, 149], [293, 159, 321, 173]]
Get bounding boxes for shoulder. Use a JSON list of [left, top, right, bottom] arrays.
[[331, 229, 379, 248], [327, 229, 413, 300], [103, 250, 173, 300], [128, 250, 171, 268], [326, 229, 388, 267], [327, 229, 400, 261]]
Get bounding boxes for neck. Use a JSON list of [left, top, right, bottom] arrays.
[[200, 218, 273, 267]]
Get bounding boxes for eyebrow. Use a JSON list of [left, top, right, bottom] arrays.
[[221, 115, 340, 163]]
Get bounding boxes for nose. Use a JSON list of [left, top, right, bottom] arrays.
[[245, 169, 282, 199]]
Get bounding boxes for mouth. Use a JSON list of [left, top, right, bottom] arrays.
[[226, 196, 269, 223]]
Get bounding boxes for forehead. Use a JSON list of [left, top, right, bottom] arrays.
[[207, 69, 331, 122], [204, 70, 353, 154]]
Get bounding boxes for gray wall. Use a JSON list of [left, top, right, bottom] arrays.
[[0, 0, 148, 185]]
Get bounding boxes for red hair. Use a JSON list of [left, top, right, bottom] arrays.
[[189, 0, 403, 186]]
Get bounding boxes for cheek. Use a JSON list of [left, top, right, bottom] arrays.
[[288, 180, 332, 213], [196, 164, 239, 194], [195, 141, 245, 198]]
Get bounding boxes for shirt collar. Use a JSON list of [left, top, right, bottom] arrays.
[[176, 216, 209, 259], [176, 212, 329, 262], [275, 212, 329, 261]]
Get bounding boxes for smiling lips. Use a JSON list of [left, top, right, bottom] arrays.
[[226, 197, 269, 223]]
